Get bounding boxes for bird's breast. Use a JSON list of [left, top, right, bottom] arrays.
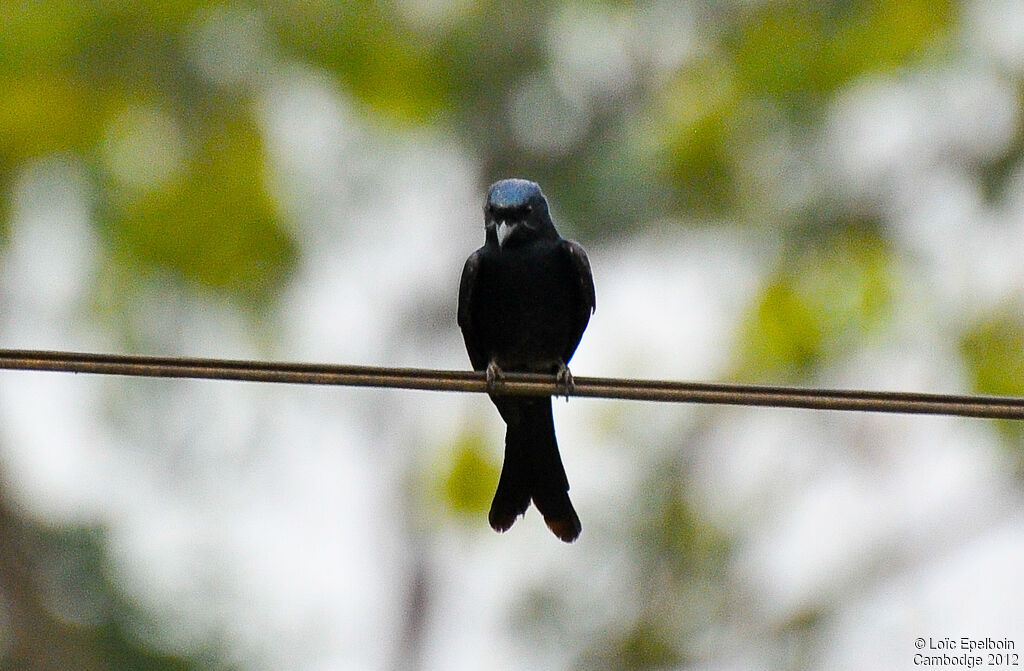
[[475, 244, 578, 372]]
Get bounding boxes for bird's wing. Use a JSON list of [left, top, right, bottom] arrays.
[[560, 239, 596, 364], [458, 249, 489, 371]]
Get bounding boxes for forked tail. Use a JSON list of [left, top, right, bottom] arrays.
[[488, 397, 581, 542]]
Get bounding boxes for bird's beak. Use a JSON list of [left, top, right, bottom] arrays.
[[496, 220, 513, 246]]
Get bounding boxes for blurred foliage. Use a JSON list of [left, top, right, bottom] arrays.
[[574, 455, 732, 670], [960, 312, 1024, 398], [580, 619, 684, 671], [625, 0, 957, 224], [269, 1, 462, 123], [99, 105, 295, 305], [0, 492, 233, 670], [980, 84, 1024, 203], [654, 58, 741, 217], [735, 218, 893, 380], [435, 430, 500, 518], [0, 0, 963, 250], [0, 0, 296, 307], [960, 312, 1024, 453], [652, 0, 956, 217], [728, 0, 956, 113]]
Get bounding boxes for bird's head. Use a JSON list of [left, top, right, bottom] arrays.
[[484, 178, 555, 247]]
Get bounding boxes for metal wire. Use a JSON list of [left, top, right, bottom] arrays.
[[1, 348, 1023, 420]]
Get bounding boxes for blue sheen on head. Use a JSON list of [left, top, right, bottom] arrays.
[[487, 178, 543, 210]]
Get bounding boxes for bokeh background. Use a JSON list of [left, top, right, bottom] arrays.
[[2, 0, 1024, 668]]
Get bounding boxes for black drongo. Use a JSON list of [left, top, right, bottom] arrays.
[[458, 178, 595, 542]]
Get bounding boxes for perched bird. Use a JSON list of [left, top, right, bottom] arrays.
[[458, 178, 595, 542]]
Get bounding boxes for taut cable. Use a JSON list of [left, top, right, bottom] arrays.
[[0, 348, 1022, 419]]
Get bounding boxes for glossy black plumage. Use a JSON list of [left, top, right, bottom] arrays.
[[458, 179, 595, 542]]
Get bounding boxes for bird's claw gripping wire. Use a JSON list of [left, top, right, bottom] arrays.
[[485, 359, 504, 393], [485, 359, 573, 400], [555, 361, 574, 401]]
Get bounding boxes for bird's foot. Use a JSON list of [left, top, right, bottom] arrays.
[[485, 360, 505, 393], [555, 361, 574, 400]]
